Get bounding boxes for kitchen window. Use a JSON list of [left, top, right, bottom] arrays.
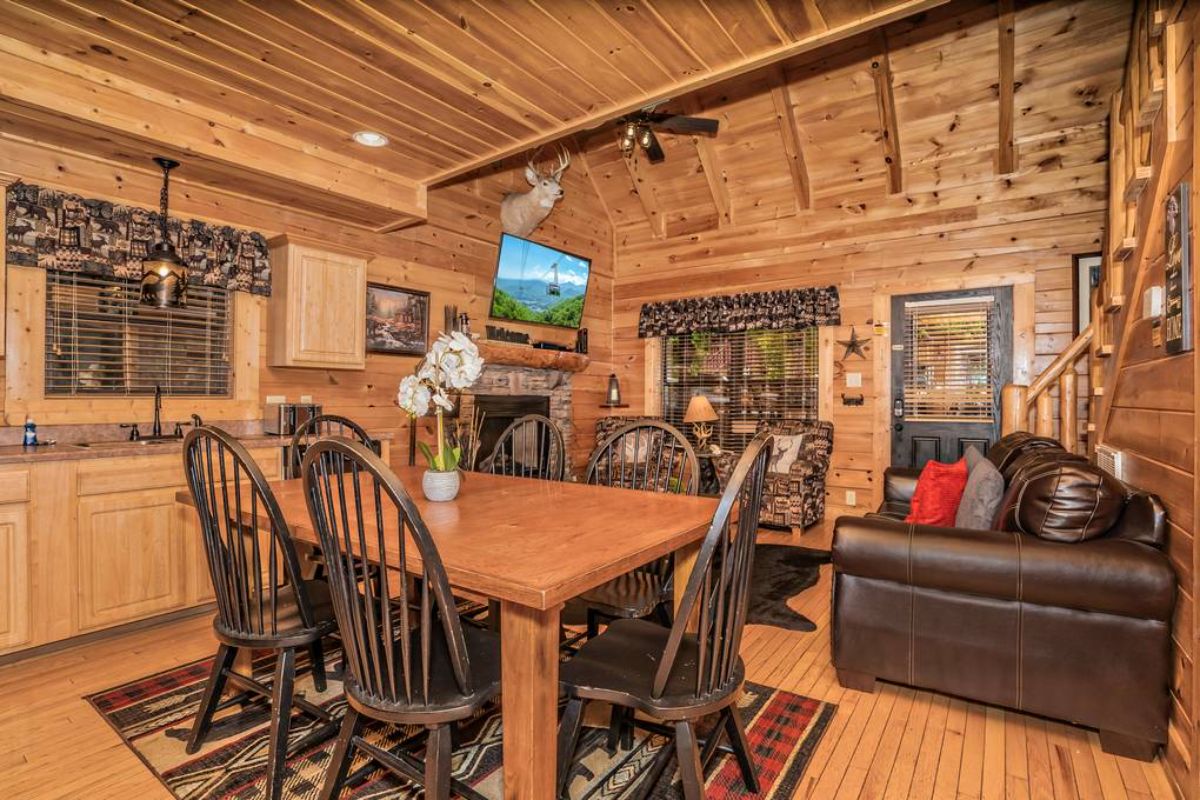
[[44, 271, 232, 397]]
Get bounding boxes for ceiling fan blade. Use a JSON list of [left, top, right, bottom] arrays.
[[649, 115, 719, 135], [642, 130, 665, 163]]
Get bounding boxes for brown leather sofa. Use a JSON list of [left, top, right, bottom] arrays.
[[832, 432, 1175, 761]]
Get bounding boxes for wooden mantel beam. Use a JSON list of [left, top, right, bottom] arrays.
[[0, 35, 426, 231], [869, 33, 903, 195], [997, 0, 1017, 175], [768, 67, 812, 212]]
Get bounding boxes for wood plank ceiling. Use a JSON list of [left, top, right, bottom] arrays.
[[0, 0, 946, 231], [579, 0, 1130, 241]]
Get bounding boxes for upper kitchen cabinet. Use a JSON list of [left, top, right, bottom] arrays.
[[268, 236, 370, 370]]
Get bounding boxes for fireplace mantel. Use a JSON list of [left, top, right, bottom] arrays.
[[477, 340, 590, 372]]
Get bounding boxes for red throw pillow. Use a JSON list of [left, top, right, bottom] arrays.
[[906, 458, 969, 526]]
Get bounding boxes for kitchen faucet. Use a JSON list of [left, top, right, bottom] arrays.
[[152, 383, 164, 438]]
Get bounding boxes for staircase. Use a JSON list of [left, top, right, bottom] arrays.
[[1000, 322, 1098, 453]]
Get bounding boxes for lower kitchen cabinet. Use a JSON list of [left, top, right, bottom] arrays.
[[0, 503, 31, 651], [76, 487, 188, 631]]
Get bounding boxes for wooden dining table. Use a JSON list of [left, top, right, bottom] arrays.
[[176, 465, 718, 799]]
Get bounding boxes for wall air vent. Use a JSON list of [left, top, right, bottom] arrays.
[[1095, 444, 1125, 481]]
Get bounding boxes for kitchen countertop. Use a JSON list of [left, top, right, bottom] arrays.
[[0, 430, 395, 465]]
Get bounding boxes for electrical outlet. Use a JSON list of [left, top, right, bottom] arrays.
[[846, 372, 862, 388], [845, 490, 857, 506]]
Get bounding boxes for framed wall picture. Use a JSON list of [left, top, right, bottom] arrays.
[[365, 283, 430, 356], [1072, 253, 1101, 336], [1164, 181, 1193, 354]]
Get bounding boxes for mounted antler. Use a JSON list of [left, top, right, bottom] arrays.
[[501, 144, 572, 238]]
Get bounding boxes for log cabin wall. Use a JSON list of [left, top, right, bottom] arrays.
[[0, 137, 614, 471], [1093, 1, 1200, 796], [598, 0, 1128, 519]]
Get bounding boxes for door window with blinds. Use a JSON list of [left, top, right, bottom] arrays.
[[45, 271, 232, 397], [661, 328, 818, 451], [902, 297, 994, 422]]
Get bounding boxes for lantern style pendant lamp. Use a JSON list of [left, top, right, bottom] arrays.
[[140, 157, 187, 308]]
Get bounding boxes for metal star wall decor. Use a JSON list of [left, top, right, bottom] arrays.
[[838, 327, 869, 360]]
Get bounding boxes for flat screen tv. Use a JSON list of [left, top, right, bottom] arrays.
[[489, 233, 590, 329]]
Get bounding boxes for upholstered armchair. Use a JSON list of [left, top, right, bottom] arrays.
[[713, 419, 833, 531]]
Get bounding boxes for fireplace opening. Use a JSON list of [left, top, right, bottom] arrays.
[[472, 394, 551, 469]]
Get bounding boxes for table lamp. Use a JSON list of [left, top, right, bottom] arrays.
[[683, 395, 719, 452]]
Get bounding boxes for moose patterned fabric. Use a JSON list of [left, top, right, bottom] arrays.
[[637, 285, 840, 337], [5, 182, 271, 296], [713, 419, 834, 530]]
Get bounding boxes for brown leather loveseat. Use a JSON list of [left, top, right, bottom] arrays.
[[831, 432, 1175, 761]]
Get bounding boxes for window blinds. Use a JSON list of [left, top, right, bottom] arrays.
[[45, 271, 232, 397], [662, 328, 819, 451], [902, 297, 993, 422]]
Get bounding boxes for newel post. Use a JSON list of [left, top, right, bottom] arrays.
[[1000, 384, 1028, 436]]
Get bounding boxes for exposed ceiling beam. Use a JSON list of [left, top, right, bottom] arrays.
[[768, 67, 812, 213], [680, 98, 732, 227], [869, 32, 904, 195], [428, 0, 949, 186], [0, 35, 427, 231], [619, 142, 666, 239], [997, 0, 1017, 175]]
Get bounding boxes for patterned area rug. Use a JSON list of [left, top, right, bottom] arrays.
[[87, 649, 835, 799]]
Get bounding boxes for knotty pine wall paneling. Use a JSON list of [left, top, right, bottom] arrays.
[[1093, 3, 1198, 796], [0, 139, 614, 472]]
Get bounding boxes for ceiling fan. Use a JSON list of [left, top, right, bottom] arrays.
[[616, 108, 719, 164]]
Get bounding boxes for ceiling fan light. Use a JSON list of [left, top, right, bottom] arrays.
[[638, 126, 654, 149], [623, 121, 638, 140]]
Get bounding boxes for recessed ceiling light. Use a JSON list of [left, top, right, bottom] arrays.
[[352, 130, 389, 147]]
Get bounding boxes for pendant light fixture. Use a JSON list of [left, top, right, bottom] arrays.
[[140, 157, 187, 308]]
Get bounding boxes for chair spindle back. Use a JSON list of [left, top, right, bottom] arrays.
[[288, 414, 374, 479], [302, 438, 474, 706], [653, 432, 773, 700], [584, 421, 699, 496], [482, 413, 566, 481], [183, 426, 316, 640]]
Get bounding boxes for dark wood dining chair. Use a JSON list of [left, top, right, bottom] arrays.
[[288, 413, 374, 479], [301, 438, 501, 800], [557, 432, 773, 800], [182, 426, 338, 800], [479, 413, 567, 481], [580, 420, 700, 637]]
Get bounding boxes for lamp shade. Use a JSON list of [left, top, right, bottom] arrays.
[[683, 394, 718, 423]]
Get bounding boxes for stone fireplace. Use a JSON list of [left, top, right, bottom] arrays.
[[460, 364, 574, 476]]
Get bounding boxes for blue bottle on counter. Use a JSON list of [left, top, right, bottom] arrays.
[[22, 416, 37, 447]]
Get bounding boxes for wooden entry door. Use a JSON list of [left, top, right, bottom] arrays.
[[890, 287, 1013, 469]]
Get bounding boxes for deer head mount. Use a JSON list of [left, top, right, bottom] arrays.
[[500, 146, 571, 238]]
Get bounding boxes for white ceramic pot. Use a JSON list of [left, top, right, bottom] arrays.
[[422, 469, 461, 502]]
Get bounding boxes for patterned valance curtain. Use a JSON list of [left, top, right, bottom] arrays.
[[637, 285, 840, 337], [5, 182, 271, 296]]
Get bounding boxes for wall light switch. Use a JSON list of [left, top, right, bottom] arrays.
[[845, 490, 857, 506], [300, 394, 314, 404], [265, 395, 286, 404], [846, 372, 862, 388]]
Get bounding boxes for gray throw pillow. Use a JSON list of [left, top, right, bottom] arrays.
[[964, 445, 985, 470], [955, 455, 1005, 530]]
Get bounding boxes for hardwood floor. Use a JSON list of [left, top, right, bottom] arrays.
[[0, 524, 1178, 799]]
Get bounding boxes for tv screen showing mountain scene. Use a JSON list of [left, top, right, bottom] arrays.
[[489, 233, 590, 329]]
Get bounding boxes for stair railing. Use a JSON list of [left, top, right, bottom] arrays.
[[1000, 322, 1093, 452]]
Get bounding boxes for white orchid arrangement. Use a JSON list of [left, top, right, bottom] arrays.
[[397, 331, 484, 472]]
